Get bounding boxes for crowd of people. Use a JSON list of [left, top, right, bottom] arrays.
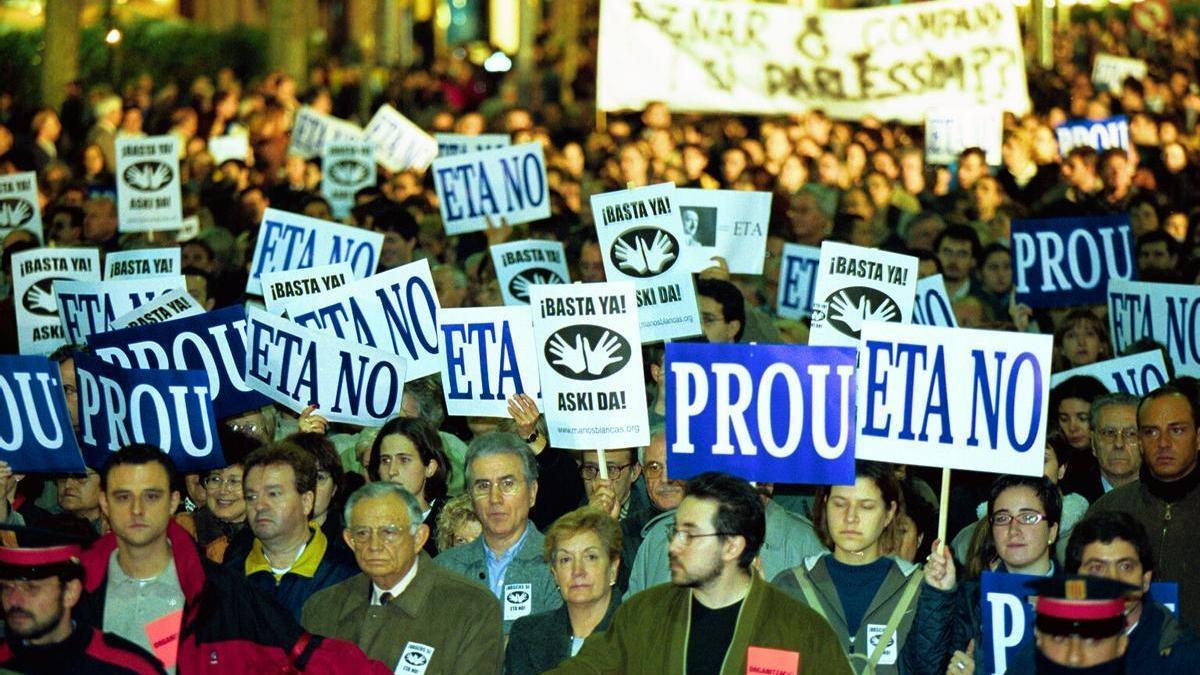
[[0, 4, 1198, 674]]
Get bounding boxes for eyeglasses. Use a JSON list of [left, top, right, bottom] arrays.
[[1096, 426, 1139, 443], [669, 526, 735, 546], [203, 474, 243, 492], [470, 477, 523, 499], [579, 462, 635, 481], [642, 461, 665, 479], [989, 511, 1047, 527], [348, 525, 411, 544]]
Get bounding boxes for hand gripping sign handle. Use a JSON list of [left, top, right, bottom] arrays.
[[937, 467, 950, 555]]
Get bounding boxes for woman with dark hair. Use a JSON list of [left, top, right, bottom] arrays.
[[1049, 374, 1109, 495], [1052, 310, 1113, 372], [368, 416, 450, 556]]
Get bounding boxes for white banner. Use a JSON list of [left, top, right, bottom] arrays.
[[911, 274, 958, 327], [208, 133, 250, 165], [244, 308, 408, 425], [262, 262, 354, 315], [597, 0, 1030, 122], [530, 282, 650, 450], [925, 107, 1003, 165], [1108, 278, 1200, 378], [105, 248, 181, 280], [11, 248, 100, 355], [115, 135, 183, 232], [246, 208, 384, 296], [56, 276, 187, 345], [362, 104, 438, 172], [287, 259, 442, 381], [1092, 53, 1147, 94], [490, 240, 571, 306], [0, 171, 43, 243], [1051, 351, 1169, 398], [856, 321, 1052, 476], [776, 243, 821, 321], [432, 142, 551, 235], [289, 106, 363, 159], [435, 133, 511, 157], [321, 140, 376, 218], [438, 306, 541, 417], [110, 288, 204, 329], [809, 242, 918, 347], [676, 189, 772, 275], [590, 183, 702, 343]]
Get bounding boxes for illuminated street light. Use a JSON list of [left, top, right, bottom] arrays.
[[105, 28, 122, 45]]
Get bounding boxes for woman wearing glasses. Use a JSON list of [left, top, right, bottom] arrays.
[[367, 417, 450, 556], [772, 461, 958, 675], [175, 433, 257, 563]]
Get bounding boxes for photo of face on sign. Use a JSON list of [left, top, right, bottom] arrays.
[[610, 227, 679, 278], [680, 207, 716, 247]]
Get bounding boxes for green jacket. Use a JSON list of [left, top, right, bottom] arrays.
[[547, 575, 854, 675]]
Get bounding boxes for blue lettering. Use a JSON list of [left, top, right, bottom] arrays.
[[861, 341, 892, 437], [968, 350, 1007, 449]]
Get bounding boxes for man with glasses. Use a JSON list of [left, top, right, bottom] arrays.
[[302, 483, 502, 674], [549, 472, 852, 674], [435, 432, 561, 634], [577, 445, 652, 594], [1089, 384, 1200, 629], [1085, 393, 1142, 500]]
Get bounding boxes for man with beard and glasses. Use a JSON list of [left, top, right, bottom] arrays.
[[0, 536, 164, 673], [549, 472, 852, 675]]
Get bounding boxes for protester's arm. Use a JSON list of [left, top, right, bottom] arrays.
[[508, 394, 585, 529], [902, 542, 958, 675]]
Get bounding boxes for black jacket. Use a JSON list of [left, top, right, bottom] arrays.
[[504, 591, 621, 675]]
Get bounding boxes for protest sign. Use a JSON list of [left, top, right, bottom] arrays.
[[597, 0, 1029, 122], [288, 259, 442, 381], [245, 207, 384, 296], [88, 305, 270, 419], [56, 276, 186, 345], [776, 243, 821, 321], [0, 171, 43, 243], [590, 183, 702, 343], [490, 240, 571, 306], [529, 282, 650, 450], [11, 248, 100, 355], [115, 135, 183, 232], [321, 140, 376, 218], [175, 215, 200, 242], [432, 142, 551, 235], [435, 133, 511, 157], [856, 321, 1052, 476], [911, 274, 957, 327], [438, 306, 541, 417], [261, 263, 354, 315], [666, 343, 856, 484], [1092, 53, 1147, 94], [1012, 214, 1134, 308], [111, 288, 204, 329], [1054, 116, 1130, 154], [208, 133, 250, 165], [925, 107, 1003, 165], [675, 189, 772, 275], [105, 248, 181, 280], [1108, 278, 1200, 379], [289, 106, 363, 159], [74, 353, 224, 472], [362, 104, 438, 172], [809, 242, 917, 348], [1051, 350, 1169, 397], [244, 308, 408, 425], [0, 355, 87, 473]]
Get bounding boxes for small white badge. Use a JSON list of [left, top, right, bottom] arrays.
[[395, 642, 434, 675], [866, 624, 898, 665], [503, 583, 533, 621]]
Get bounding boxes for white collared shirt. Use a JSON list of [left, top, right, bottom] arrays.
[[370, 560, 419, 606]]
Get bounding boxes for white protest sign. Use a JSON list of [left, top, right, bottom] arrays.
[[105, 248, 181, 280], [1092, 53, 1147, 94], [432, 142, 551, 235], [530, 282, 650, 450], [208, 133, 250, 165], [925, 107, 1003, 165], [676, 189, 772, 275], [856, 321, 1052, 476], [321, 140, 376, 219], [115, 135, 183, 232], [110, 288, 204, 329], [11, 248, 100, 355], [438, 306, 541, 417], [362, 104, 438, 172], [590, 183, 702, 343], [287, 259, 441, 381], [262, 263, 354, 315], [597, 0, 1030, 122], [1051, 351, 1169, 397], [0, 171, 43, 243], [246, 208, 384, 296], [435, 133, 512, 157], [175, 215, 200, 242], [776, 243, 821, 321], [911, 274, 958, 327], [809, 242, 918, 348], [55, 275, 186, 345], [244, 308, 408, 425], [1108, 278, 1200, 378], [289, 106, 363, 159], [490, 240, 571, 306]]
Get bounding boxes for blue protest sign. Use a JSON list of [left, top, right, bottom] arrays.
[[0, 355, 87, 474], [1054, 116, 1129, 154], [1051, 350, 1169, 397], [245, 208, 384, 295], [432, 142, 551, 235], [86, 305, 270, 419], [1108, 278, 1200, 379], [776, 243, 821, 321], [74, 353, 225, 472], [666, 343, 856, 485], [1011, 214, 1135, 308]]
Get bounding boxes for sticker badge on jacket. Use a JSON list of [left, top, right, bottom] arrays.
[[396, 642, 434, 675], [503, 583, 533, 621], [866, 624, 898, 665]]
